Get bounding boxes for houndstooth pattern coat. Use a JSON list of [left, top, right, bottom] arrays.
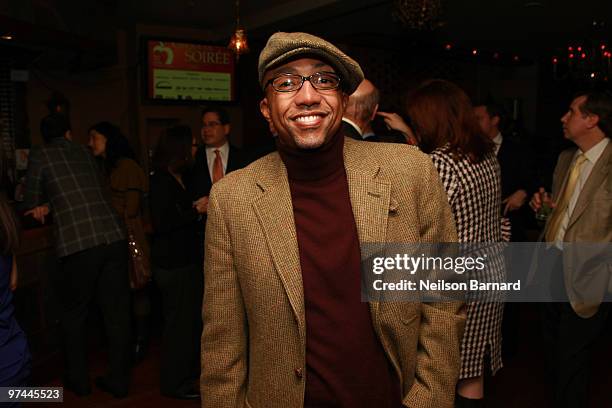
[[201, 137, 465, 408], [430, 147, 504, 379]]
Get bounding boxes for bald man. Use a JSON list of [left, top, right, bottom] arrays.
[[342, 79, 380, 142]]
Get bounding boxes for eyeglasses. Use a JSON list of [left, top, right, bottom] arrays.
[[265, 72, 341, 93], [202, 121, 222, 128]]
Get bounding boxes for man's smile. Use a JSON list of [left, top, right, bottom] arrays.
[[291, 112, 327, 127]]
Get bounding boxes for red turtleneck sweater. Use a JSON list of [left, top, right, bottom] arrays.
[[278, 131, 402, 408]]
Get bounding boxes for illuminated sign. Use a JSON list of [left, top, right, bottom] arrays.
[[147, 40, 235, 102]]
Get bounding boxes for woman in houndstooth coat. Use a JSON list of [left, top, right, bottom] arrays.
[[404, 79, 504, 407]]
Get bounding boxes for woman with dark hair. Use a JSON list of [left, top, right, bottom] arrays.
[[400, 80, 503, 407], [150, 125, 204, 399], [88, 122, 151, 363], [0, 191, 31, 407]]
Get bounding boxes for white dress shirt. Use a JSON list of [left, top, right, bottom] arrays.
[[205, 142, 229, 180], [342, 117, 363, 137], [492, 132, 503, 156]]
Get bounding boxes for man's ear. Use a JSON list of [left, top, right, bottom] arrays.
[[64, 130, 73, 141], [585, 113, 600, 130], [223, 124, 231, 137], [260, 98, 272, 124]]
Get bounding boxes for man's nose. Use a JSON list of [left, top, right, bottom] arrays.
[[294, 80, 321, 107]]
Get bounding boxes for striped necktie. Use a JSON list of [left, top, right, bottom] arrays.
[[212, 149, 224, 183], [545, 153, 587, 242]]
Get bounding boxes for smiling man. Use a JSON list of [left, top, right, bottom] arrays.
[[200, 32, 465, 408]]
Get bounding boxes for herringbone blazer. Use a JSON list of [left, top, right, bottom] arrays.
[[201, 137, 465, 408]]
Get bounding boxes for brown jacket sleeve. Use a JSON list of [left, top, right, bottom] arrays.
[[110, 158, 147, 219], [200, 187, 248, 407], [404, 160, 465, 408]]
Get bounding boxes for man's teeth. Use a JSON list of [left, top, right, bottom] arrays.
[[295, 115, 320, 122]]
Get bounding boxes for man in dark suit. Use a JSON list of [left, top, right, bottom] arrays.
[[474, 102, 536, 241], [530, 89, 612, 408], [23, 113, 131, 398], [190, 107, 246, 259], [342, 79, 380, 142]]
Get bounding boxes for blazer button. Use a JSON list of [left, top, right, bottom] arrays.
[[294, 368, 303, 379]]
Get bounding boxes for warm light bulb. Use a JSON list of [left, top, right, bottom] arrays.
[[228, 28, 250, 56]]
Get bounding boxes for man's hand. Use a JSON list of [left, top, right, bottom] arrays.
[[529, 187, 555, 212], [376, 112, 418, 145], [25, 204, 50, 224], [502, 189, 528, 215], [194, 196, 209, 215]]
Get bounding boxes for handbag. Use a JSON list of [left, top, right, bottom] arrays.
[[126, 216, 151, 289]]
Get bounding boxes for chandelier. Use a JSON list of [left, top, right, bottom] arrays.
[[228, 0, 249, 59], [393, 0, 445, 31]]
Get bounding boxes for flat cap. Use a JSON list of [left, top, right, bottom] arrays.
[[258, 32, 364, 94]]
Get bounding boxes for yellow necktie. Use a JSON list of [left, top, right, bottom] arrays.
[[545, 153, 587, 242], [212, 149, 224, 183]]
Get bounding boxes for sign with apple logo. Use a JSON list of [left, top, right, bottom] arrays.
[[147, 39, 235, 101], [152, 42, 174, 65]]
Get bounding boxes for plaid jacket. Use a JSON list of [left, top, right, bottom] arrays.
[[23, 138, 125, 258]]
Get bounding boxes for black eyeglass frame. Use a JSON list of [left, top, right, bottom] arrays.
[[264, 72, 341, 93]]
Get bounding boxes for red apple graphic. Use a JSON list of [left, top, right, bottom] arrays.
[[153, 42, 174, 65]]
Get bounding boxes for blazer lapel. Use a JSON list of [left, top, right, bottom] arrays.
[[568, 143, 612, 229], [345, 169, 391, 246], [252, 156, 305, 337], [344, 139, 392, 312]]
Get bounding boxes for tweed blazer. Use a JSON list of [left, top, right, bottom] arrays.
[[541, 142, 612, 318], [201, 137, 465, 408]]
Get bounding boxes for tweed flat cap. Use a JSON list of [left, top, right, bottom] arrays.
[[258, 32, 364, 94]]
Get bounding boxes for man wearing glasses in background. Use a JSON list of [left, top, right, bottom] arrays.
[[191, 106, 246, 262], [200, 32, 465, 408]]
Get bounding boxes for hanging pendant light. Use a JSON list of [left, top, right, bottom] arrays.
[[228, 0, 249, 59]]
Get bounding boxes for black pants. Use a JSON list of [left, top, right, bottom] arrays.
[[58, 240, 131, 391], [540, 249, 611, 408], [153, 263, 203, 395]]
